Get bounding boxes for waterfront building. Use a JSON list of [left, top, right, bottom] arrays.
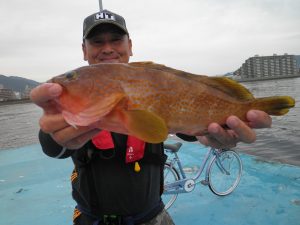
[[234, 54, 299, 81], [21, 85, 33, 99], [0, 85, 17, 101]]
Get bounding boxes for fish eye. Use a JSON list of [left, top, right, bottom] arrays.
[[65, 71, 78, 80]]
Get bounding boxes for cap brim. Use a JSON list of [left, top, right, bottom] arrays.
[[83, 21, 128, 39]]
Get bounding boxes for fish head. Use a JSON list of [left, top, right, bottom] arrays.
[[49, 65, 126, 126], [50, 68, 95, 114]]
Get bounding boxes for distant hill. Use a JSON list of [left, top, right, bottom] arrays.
[[0, 75, 40, 92]]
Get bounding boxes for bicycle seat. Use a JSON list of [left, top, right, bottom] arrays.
[[164, 142, 182, 153]]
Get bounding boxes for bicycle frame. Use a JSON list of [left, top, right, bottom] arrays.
[[163, 144, 243, 210], [164, 147, 218, 194]]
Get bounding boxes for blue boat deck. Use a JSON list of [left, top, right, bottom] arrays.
[[0, 142, 299, 225]]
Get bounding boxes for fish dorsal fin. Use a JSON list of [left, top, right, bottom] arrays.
[[129, 61, 158, 68], [129, 61, 254, 101], [205, 77, 254, 101], [129, 61, 208, 79]]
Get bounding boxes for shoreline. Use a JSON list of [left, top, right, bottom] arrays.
[[0, 99, 32, 106], [236, 75, 300, 82]]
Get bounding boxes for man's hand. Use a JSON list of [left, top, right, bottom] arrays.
[[197, 110, 272, 149], [30, 83, 100, 149]]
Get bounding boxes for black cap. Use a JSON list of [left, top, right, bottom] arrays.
[[83, 9, 128, 39]]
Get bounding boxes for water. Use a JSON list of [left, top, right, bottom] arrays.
[[237, 77, 300, 166], [0, 103, 42, 149], [0, 77, 299, 165]]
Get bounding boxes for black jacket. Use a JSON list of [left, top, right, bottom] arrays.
[[39, 131, 167, 216], [39, 131, 196, 216]]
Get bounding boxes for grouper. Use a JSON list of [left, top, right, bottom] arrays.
[[49, 62, 295, 143]]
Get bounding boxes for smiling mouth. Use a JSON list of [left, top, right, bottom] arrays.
[[99, 58, 120, 63]]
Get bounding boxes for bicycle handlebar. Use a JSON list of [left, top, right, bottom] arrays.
[[164, 142, 182, 152]]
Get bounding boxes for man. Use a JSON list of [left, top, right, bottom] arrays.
[[30, 9, 272, 225]]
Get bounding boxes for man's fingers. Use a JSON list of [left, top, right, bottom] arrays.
[[30, 83, 62, 109], [197, 110, 271, 149], [247, 110, 272, 128], [197, 123, 238, 149], [197, 135, 224, 149], [207, 123, 233, 145], [51, 126, 99, 147], [226, 116, 256, 144], [64, 129, 101, 149], [39, 114, 69, 133]]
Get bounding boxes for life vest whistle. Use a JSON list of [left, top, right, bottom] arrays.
[[134, 162, 141, 172]]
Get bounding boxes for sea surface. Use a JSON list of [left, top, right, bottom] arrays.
[[0, 77, 299, 165], [237, 77, 300, 166], [0, 103, 42, 150]]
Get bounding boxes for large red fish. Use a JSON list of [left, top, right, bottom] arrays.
[[49, 62, 295, 143]]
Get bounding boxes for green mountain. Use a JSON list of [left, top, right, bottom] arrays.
[[0, 75, 40, 92]]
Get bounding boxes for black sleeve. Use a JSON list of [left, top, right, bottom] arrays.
[[39, 130, 74, 159], [176, 133, 198, 142]]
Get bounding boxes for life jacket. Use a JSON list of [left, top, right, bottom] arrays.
[[70, 131, 167, 216]]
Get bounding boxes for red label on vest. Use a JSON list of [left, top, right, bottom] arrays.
[[126, 136, 145, 163]]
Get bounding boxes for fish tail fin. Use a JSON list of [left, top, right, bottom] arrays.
[[252, 96, 295, 116]]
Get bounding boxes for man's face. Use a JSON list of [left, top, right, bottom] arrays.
[[82, 26, 132, 65]]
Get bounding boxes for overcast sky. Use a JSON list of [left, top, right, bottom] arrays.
[[1, 0, 299, 82]]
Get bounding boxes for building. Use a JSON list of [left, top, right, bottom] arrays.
[[21, 85, 33, 99], [234, 54, 299, 81], [0, 85, 17, 101]]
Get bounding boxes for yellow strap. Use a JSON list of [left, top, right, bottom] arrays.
[[73, 208, 81, 222]]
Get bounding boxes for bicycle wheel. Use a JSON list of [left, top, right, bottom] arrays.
[[162, 163, 180, 209], [207, 150, 242, 196]]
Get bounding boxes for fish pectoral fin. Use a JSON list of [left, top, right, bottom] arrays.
[[123, 110, 168, 144]]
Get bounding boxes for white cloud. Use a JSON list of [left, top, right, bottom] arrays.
[[0, 0, 299, 82]]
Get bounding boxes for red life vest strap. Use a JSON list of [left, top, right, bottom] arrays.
[[126, 136, 146, 163], [92, 130, 145, 163], [92, 130, 115, 150]]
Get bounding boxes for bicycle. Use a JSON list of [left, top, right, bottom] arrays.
[[162, 142, 243, 210]]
